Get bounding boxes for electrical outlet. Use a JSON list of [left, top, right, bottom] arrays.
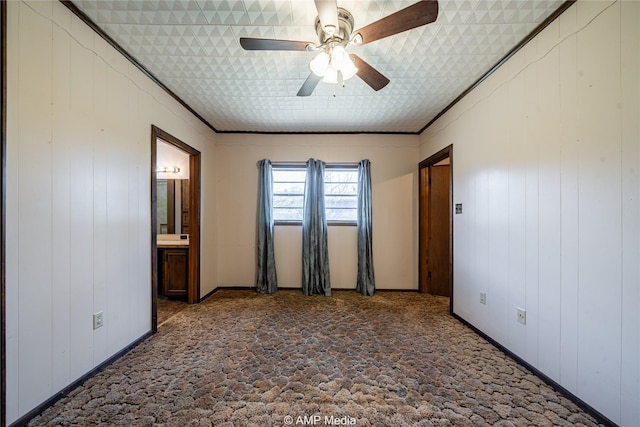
[[517, 308, 526, 325], [480, 292, 487, 305], [93, 312, 104, 330]]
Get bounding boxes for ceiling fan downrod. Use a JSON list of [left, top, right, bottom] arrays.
[[315, 7, 354, 45]]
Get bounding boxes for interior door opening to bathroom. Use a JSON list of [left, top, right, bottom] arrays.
[[150, 126, 201, 333]]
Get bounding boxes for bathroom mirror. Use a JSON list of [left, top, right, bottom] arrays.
[[157, 179, 190, 235]]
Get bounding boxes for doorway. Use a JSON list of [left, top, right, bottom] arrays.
[[1, 2, 6, 424], [419, 145, 453, 310], [151, 126, 201, 333]]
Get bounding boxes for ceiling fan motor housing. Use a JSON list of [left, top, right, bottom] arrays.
[[315, 7, 354, 47]]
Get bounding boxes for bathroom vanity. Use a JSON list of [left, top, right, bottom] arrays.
[[157, 234, 189, 298]]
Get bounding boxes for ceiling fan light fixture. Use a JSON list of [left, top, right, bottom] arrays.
[[340, 58, 358, 81], [330, 45, 349, 69], [310, 52, 330, 77], [322, 65, 338, 84]]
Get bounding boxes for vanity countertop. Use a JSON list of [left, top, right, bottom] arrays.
[[158, 234, 189, 247]]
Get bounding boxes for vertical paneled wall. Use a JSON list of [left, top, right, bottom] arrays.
[[419, 1, 639, 425], [5, 1, 217, 424]]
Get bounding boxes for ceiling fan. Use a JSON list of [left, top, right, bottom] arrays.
[[240, 0, 439, 96]]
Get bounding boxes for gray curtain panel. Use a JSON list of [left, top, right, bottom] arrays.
[[357, 159, 375, 296], [256, 159, 278, 294], [302, 158, 331, 296]]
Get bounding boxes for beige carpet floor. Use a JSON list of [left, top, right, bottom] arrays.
[[29, 290, 604, 426]]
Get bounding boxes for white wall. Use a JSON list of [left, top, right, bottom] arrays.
[[5, 1, 217, 424], [419, 1, 639, 425], [156, 139, 190, 180], [215, 133, 419, 290]]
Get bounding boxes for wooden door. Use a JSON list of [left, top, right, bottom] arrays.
[[419, 166, 430, 291], [427, 165, 451, 296]]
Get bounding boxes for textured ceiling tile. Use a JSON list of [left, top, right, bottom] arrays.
[[244, 0, 293, 26], [195, 0, 249, 23], [72, 0, 569, 133], [272, 26, 317, 43], [289, 0, 318, 26], [514, 0, 563, 23], [465, 0, 519, 24], [437, 0, 476, 25], [232, 24, 276, 39], [340, 0, 384, 29]]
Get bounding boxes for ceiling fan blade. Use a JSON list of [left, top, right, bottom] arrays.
[[297, 73, 322, 97], [314, 0, 339, 36], [352, 1, 438, 46], [240, 38, 313, 51], [351, 55, 390, 91]]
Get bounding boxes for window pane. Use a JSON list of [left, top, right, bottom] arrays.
[[273, 170, 306, 182], [274, 208, 303, 221], [273, 195, 303, 208], [326, 208, 357, 222], [325, 169, 357, 223], [325, 183, 358, 195], [273, 168, 306, 221], [273, 182, 305, 194], [325, 170, 358, 182], [325, 195, 357, 208]]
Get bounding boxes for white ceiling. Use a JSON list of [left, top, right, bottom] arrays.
[[70, 0, 567, 133]]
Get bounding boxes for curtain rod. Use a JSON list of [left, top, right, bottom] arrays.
[[269, 161, 361, 168]]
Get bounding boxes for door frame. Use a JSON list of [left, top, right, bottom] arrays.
[[151, 126, 201, 333], [1, 2, 6, 424], [419, 144, 453, 314]]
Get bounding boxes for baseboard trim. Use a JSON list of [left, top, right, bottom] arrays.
[[451, 313, 618, 427], [208, 286, 420, 293], [199, 286, 222, 301], [8, 331, 152, 427], [199, 286, 255, 300]]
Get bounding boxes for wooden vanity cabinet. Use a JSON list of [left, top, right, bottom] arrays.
[[158, 247, 188, 298]]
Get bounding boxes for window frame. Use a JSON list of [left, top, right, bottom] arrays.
[[272, 162, 306, 226], [323, 164, 359, 226], [272, 162, 358, 226]]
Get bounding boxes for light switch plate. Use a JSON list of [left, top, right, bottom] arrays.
[[480, 292, 486, 305], [517, 308, 526, 325]]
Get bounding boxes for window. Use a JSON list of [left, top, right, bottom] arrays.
[[272, 164, 358, 224], [324, 167, 358, 223], [273, 167, 306, 222]]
